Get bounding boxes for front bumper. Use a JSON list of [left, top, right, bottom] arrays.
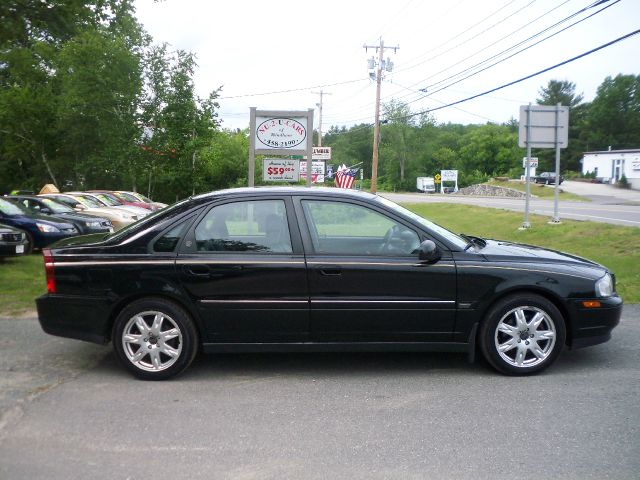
[[0, 240, 29, 256], [567, 295, 623, 349]]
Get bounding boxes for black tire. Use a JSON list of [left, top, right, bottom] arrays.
[[24, 231, 34, 254], [479, 294, 566, 375], [112, 298, 199, 380]]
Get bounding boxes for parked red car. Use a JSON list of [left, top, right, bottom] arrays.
[[87, 190, 154, 211]]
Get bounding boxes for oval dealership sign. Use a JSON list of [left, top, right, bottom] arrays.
[[256, 118, 307, 149]]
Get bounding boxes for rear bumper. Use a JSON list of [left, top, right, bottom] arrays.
[[36, 294, 113, 345], [568, 295, 623, 349]]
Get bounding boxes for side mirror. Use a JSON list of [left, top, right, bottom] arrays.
[[40, 207, 52, 214], [75, 204, 86, 211], [418, 239, 441, 263]]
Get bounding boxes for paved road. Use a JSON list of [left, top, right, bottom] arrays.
[[1, 308, 638, 479], [384, 181, 640, 227]]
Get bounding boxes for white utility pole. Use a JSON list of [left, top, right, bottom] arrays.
[[312, 90, 331, 146]]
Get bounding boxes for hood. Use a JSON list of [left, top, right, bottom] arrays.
[[479, 239, 601, 268], [52, 212, 109, 224], [1, 211, 75, 229]]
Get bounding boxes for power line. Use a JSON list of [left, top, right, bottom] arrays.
[[420, 0, 617, 93], [395, 0, 533, 74], [374, 0, 618, 109], [395, 0, 520, 70], [415, 0, 572, 87], [325, 28, 639, 132], [217, 78, 366, 100], [403, 29, 640, 119], [408, 0, 621, 105]]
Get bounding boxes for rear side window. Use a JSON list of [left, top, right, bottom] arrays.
[[154, 222, 189, 253], [194, 200, 292, 253]]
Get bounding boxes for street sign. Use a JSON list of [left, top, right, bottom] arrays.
[[434, 173, 441, 184], [522, 157, 539, 168], [518, 105, 569, 148]]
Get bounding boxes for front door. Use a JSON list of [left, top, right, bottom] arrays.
[[178, 197, 309, 343], [295, 198, 457, 343]]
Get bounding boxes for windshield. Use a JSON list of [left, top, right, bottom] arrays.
[[375, 196, 468, 250], [0, 198, 27, 215], [95, 193, 121, 206], [41, 198, 74, 213], [115, 191, 139, 202], [74, 194, 107, 208]]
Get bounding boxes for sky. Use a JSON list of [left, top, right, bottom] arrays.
[[133, 0, 640, 133]]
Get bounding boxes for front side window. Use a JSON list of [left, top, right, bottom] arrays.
[[302, 200, 420, 255], [195, 200, 292, 253]]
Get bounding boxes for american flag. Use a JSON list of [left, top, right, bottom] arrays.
[[335, 164, 357, 189]]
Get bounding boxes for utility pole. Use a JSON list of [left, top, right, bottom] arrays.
[[312, 89, 331, 146], [364, 38, 398, 193]]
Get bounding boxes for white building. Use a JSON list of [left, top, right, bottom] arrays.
[[581, 149, 640, 190]]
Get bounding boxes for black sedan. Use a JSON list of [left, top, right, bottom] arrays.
[[0, 223, 30, 256], [534, 172, 564, 185], [36, 187, 622, 380], [0, 198, 78, 250], [7, 195, 113, 234]]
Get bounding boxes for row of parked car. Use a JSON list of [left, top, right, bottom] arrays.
[[0, 190, 166, 256]]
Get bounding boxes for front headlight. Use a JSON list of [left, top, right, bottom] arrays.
[[85, 221, 101, 228], [36, 222, 60, 233], [595, 273, 613, 297]]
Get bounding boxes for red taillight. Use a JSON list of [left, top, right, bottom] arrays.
[[43, 248, 56, 294]]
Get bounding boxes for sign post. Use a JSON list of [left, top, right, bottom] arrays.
[[440, 170, 458, 193], [518, 104, 569, 228]]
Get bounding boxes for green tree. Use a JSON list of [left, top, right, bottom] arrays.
[[138, 47, 220, 201], [536, 79, 586, 172], [537, 80, 584, 107], [56, 27, 143, 189], [199, 129, 249, 190], [379, 99, 416, 189], [0, 0, 143, 193], [457, 124, 521, 184], [585, 74, 640, 150]]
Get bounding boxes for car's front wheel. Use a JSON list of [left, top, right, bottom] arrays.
[[479, 294, 566, 375], [113, 298, 198, 380]]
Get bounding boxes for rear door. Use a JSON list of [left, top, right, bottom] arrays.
[[177, 196, 309, 343]]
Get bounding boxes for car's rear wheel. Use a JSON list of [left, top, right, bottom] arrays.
[[479, 294, 566, 375], [113, 298, 198, 380]]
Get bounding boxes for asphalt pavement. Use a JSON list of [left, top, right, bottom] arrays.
[[384, 180, 640, 227], [0, 307, 638, 479]]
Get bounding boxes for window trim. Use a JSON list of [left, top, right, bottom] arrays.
[[180, 196, 303, 256], [296, 198, 422, 257]]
